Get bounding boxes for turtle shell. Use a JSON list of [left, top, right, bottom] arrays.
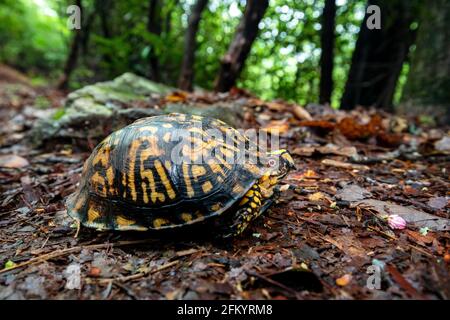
[[66, 113, 269, 231]]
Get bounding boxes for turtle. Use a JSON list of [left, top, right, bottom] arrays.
[[66, 113, 296, 237]]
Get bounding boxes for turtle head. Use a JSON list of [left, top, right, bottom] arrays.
[[266, 149, 296, 182]]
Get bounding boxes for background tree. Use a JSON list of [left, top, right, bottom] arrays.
[[57, 0, 84, 90], [147, 0, 162, 81], [319, 0, 336, 104], [214, 0, 269, 92], [340, 0, 419, 110], [178, 0, 209, 91], [400, 0, 450, 123]]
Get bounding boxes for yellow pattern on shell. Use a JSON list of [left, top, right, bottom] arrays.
[[140, 159, 165, 204], [211, 203, 221, 211], [191, 165, 206, 179], [127, 139, 140, 201], [87, 207, 100, 223], [106, 167, 115, 195], [90, 171, 107, 197], [182, 164, 195, 198], [202, 181, 213, 193], [116, 216, 136, 226], [154, 160, 176, 199], [181, 213, 193, 222], [138, 126, 158, 134], [153, 218, 170, 228], [92, 146, 110, 167]]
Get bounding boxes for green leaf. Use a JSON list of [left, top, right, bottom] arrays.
[[4, 260, 17, 269]]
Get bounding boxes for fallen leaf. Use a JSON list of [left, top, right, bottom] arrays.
[[0, 155, 29, 168], [292, 145, 357, 158], [292, 146, 315, 156], [4, 260, 17, 269], [336, 274, 352, 286], [385, 264, 424, 299], [321, 159, 370, 171], [427, 197, 448, 210], [405, 230, 435, 245], [164, 91, 188, 102], [337, 184, 372, 202], [292, 105, 312, 121], [434, 135, 450, 154], [308, 192, 327, 202], [298, 120, 336, 133], [323, 234, 367, 258], [261, 120, 290, 134], [337, 115, 382, 140], [89, 266, 102, 277], [316, 144, 358, 157]]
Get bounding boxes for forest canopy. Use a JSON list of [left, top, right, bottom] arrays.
[[0, 0, 447, 114]]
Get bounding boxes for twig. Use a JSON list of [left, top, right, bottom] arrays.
[[0, 239, 156, 275], [92, 260, 180, 284], [366, 226, 397, 240]]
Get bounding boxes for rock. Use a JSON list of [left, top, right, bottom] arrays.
[[337, 184, 372, 202], [29, 73, 245, 147], [29, 73, 173, 146], [434, 135, 450, 154], [355, 199, 450, 231], [164, 102, 244, 127], [427, 196, 448, 210]]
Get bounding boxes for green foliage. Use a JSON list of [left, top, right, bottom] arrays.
[[0, 0, 68, 73], [0, 0, 419, 109]]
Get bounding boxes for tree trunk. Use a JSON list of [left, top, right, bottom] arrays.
[[80, 11, 96, 57], [57, 0, 83, 90], [400, 0, 450, 123], [340, 0, 419, 110], [214, 0, 269, 92], [147, 0, 162, 81], [164, 0, 179, 36], [319, 0, 336, 104], [178, 0, 209, 91], [97, 0, 112, 38]]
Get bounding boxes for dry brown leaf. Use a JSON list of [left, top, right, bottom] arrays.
[[0, 154, 29, 168], [165, 91, 188, 102], [336, 274, 352, 287], [308, 192, 326, 202], [321, 159, 369, 171], [298, 120, 336, 132], [292, 105, 312, 121], [261, 120, 290, 134]]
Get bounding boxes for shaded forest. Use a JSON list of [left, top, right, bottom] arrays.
[[0, 0, 448, 116]]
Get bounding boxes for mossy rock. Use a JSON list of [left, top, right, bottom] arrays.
[[29, 73, 245, 148], [29, 73, 172, 147]]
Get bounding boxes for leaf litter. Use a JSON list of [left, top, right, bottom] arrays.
[[0, 82, 449, 300]]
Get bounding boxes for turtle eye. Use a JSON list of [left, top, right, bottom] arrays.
[[268, 159, 277, 167]]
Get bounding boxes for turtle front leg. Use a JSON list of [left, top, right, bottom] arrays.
[[223, 183, 277, 237]]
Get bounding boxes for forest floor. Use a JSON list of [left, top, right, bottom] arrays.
[[0, 70, 449, 300]]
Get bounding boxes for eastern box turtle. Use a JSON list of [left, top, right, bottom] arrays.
[[66, 113, 295, 237]]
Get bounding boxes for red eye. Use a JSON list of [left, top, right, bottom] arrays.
[[268, 159, 276, 167]]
